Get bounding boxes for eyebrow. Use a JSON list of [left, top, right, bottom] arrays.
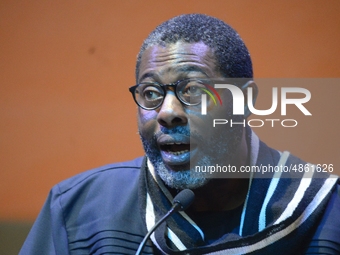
[[138, 73, 156, 83], [176, 65, 208, 76], [138, 65, 209, 83]]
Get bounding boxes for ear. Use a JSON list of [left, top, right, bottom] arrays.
[[241, 80, 258, 118]]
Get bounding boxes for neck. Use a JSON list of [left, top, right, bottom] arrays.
[[188, 127, 250, 212]]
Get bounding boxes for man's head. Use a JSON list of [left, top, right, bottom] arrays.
[[132, 14, 253, 190], [136, 14, 252, 81]]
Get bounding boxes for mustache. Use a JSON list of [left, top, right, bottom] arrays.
[[154, 126, 191, 139], [153, 126, 205, 145]]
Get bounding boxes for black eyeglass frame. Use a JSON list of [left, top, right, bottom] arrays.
[[129, 78, 206, 110]]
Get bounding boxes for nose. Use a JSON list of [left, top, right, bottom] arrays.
[[156, 91, 188, 128]]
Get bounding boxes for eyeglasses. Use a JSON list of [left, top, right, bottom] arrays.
[[129, 78, 214, 110]]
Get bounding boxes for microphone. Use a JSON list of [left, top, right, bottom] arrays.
[[135, 189, 195, 255]]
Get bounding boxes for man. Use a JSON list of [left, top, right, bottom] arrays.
[[20, 14, 339, 254]]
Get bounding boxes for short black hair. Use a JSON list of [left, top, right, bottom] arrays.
[[135, 13, 253, 81]]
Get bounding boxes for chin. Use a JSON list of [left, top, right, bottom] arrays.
[[158, 168, 210, 190], [154, 157, 212, 190], [139, 130, 230, 190]]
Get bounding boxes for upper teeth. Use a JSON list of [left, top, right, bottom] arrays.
[[171, 150, 189, 155]]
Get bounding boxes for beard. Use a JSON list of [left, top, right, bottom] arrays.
[[139, 120, 243, 190]]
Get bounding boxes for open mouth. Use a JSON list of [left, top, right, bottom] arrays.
[[160, 143, 190, 155], [156, 134, 198, 166]]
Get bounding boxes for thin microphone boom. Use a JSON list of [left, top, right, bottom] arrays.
[[135, 189, 195, 255]]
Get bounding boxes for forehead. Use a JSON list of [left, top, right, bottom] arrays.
[[138, 41, 219, 82]]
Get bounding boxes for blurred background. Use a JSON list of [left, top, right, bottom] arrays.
[[1, 0, 339, 253]]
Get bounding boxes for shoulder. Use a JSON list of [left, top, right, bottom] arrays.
[[306, 180, 340, 253], [51, 157, 145, 199], [46, 157, 146, 222], [317, 180, 340, 231], [35, 157, 147, 253]]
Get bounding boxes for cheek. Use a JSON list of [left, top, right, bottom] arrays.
[[206, 101, 234, 122], [137, 109, 158, 135], [195, 101, 238, 137], [138, 109, 154, 123]]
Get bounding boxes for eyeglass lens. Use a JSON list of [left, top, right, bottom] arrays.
[[134, 79, 207, 109]]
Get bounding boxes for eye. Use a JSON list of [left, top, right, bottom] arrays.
[[184, 85, 200, 95], [181, 80, 206, 97], [142, 86, 163, 101]]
